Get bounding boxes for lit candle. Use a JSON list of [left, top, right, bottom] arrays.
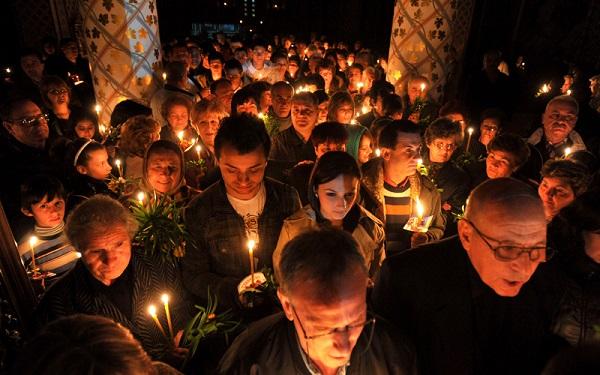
[[417, 158, 423, 167], [99, 124, 107, 136], [420, 83, 426, 93], [75, 252, 82, 258], [542, 84, 550, 93], [566, 89, 572, 96], [29, 235, 38, 272], [137, 191, 145, 205], [162, 72, 167, 81], [465, 127, 474, 153], [247, 239, 256, 285], [94, 104, 101, 116], [564, 147, 572, 158], [357, 82, 364, 89], [115, 159, 123, 178], [5, 67, 11, 74], [195, 145, 202, 160], [347, 60, 353, 66], [148, 305, 169, 341], [415, 197, 424, 222], [375, 148, 381, 157], [350, 119, 358, 125], [177, 131, 184, 142], [361, 105, 369, 114], [258, 112, 265, 120], [161, 294, 174, 340]]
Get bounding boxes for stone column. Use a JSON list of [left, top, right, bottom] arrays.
[[79, 0, 162, 125], [386, 0, 475, 101]]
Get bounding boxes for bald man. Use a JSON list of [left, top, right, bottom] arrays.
[[372, 178, 560, 375]]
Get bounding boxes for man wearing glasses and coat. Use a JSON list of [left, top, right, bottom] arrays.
[[372, 178, 564, 375]]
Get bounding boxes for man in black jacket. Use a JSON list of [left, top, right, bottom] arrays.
[[219, 229, 416, 375], [372, 178, 560, 374]]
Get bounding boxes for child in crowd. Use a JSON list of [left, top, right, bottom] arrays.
[[65, 138, 115, 210], [18, 175, 79, 283]]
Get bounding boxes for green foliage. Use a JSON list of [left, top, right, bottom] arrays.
[[180, 291, 240, 367], [130, 195, 190, 260]]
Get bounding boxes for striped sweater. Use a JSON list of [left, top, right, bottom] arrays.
[[18, 222, 79, 278]]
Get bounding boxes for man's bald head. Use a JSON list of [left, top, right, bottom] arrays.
[[465, 178, 545, 225]]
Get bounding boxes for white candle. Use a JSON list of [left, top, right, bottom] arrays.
[[115, 159, 123, 178], [161, 294, 174, 340], [247, 239, 256, 285], [465, 128, 474, 153], [195, 145, 202, 160], [29, 236, 38, 272]]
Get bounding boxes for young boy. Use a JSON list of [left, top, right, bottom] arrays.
[[18, 175, 79, 281]]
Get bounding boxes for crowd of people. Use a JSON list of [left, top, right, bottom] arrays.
[[1, 30, 600, 374]]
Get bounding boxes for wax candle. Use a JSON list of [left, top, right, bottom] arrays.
[[465, 128, 474, 153], [115, 159, 123, 178], [247, 239, 256, 285], [161, 294, 174, 340], [148, 305, 169, 341], [29, 236, 38, 272]]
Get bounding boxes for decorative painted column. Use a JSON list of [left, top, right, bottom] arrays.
[[386, 0, 475, 101], [79, 0, 162, 126]]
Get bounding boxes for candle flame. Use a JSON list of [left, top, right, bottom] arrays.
[[177, 131, 184, 141], [564, 147, 572, 157], [75, 252, 82, 258], [162, 72, 167, 80], [94, 104, 101, 114], [195, 145, 201, 153], [420, 83, 426, 92], [417, 158, 423, 166], [247, 239, 256, 252], [99, 124, 106, 135], [542, 84, 550, 93], [258, 112, 265, 119], [467, 127, 474, 135], [115, 159, 121, 167], [29, 235, 38, 247], [416, 198, 424, 218], [148, 305, 157, 317], [5, 68, 11, 73], [137, 191, 145, 202], [375, 148, 381, 157], [161, 293, 169, 304], [357, 82, 364, 89], [566, 89, 572, 95], [361, 105, 369, 114]]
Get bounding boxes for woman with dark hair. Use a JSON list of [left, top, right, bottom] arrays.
[[273, 151, 385, 279], [548, 191, 600, 346], [39, 75, 83, 138]]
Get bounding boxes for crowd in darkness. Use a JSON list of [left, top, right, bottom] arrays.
[[1, 29, 600, 374]]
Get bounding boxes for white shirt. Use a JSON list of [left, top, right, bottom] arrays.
[[227, 183, 266, 243]]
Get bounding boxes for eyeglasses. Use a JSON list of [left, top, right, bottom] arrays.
[[10, 113, 49, 127], [462, 218, 553, 262], [433, 141, 457, 151], [547, 112, 577, 123], [291, 305, 376, 341], [48, 88, 68, 95]]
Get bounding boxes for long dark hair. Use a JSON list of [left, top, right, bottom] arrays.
[[307, 151, 362, 231]]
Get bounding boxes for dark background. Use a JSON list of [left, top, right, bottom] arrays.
[[1, 0, 600, 95]]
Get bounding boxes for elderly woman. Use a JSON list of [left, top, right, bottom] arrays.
[[190, 99, 227, 189], [141, 140, 197, 203], [538, 159, 591, 222], [273, 151, 385, 280], [118, 115, 161, 179], [34, 195, 189, 363]]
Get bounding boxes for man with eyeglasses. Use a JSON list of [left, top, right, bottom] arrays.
[[422, 118, 470, 236], [361, 120, 445, 255], [528, 95, 586, 163], [219, 229, 416, 374], [1, 98, 60, 239], [373, 178, 561, 374]]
